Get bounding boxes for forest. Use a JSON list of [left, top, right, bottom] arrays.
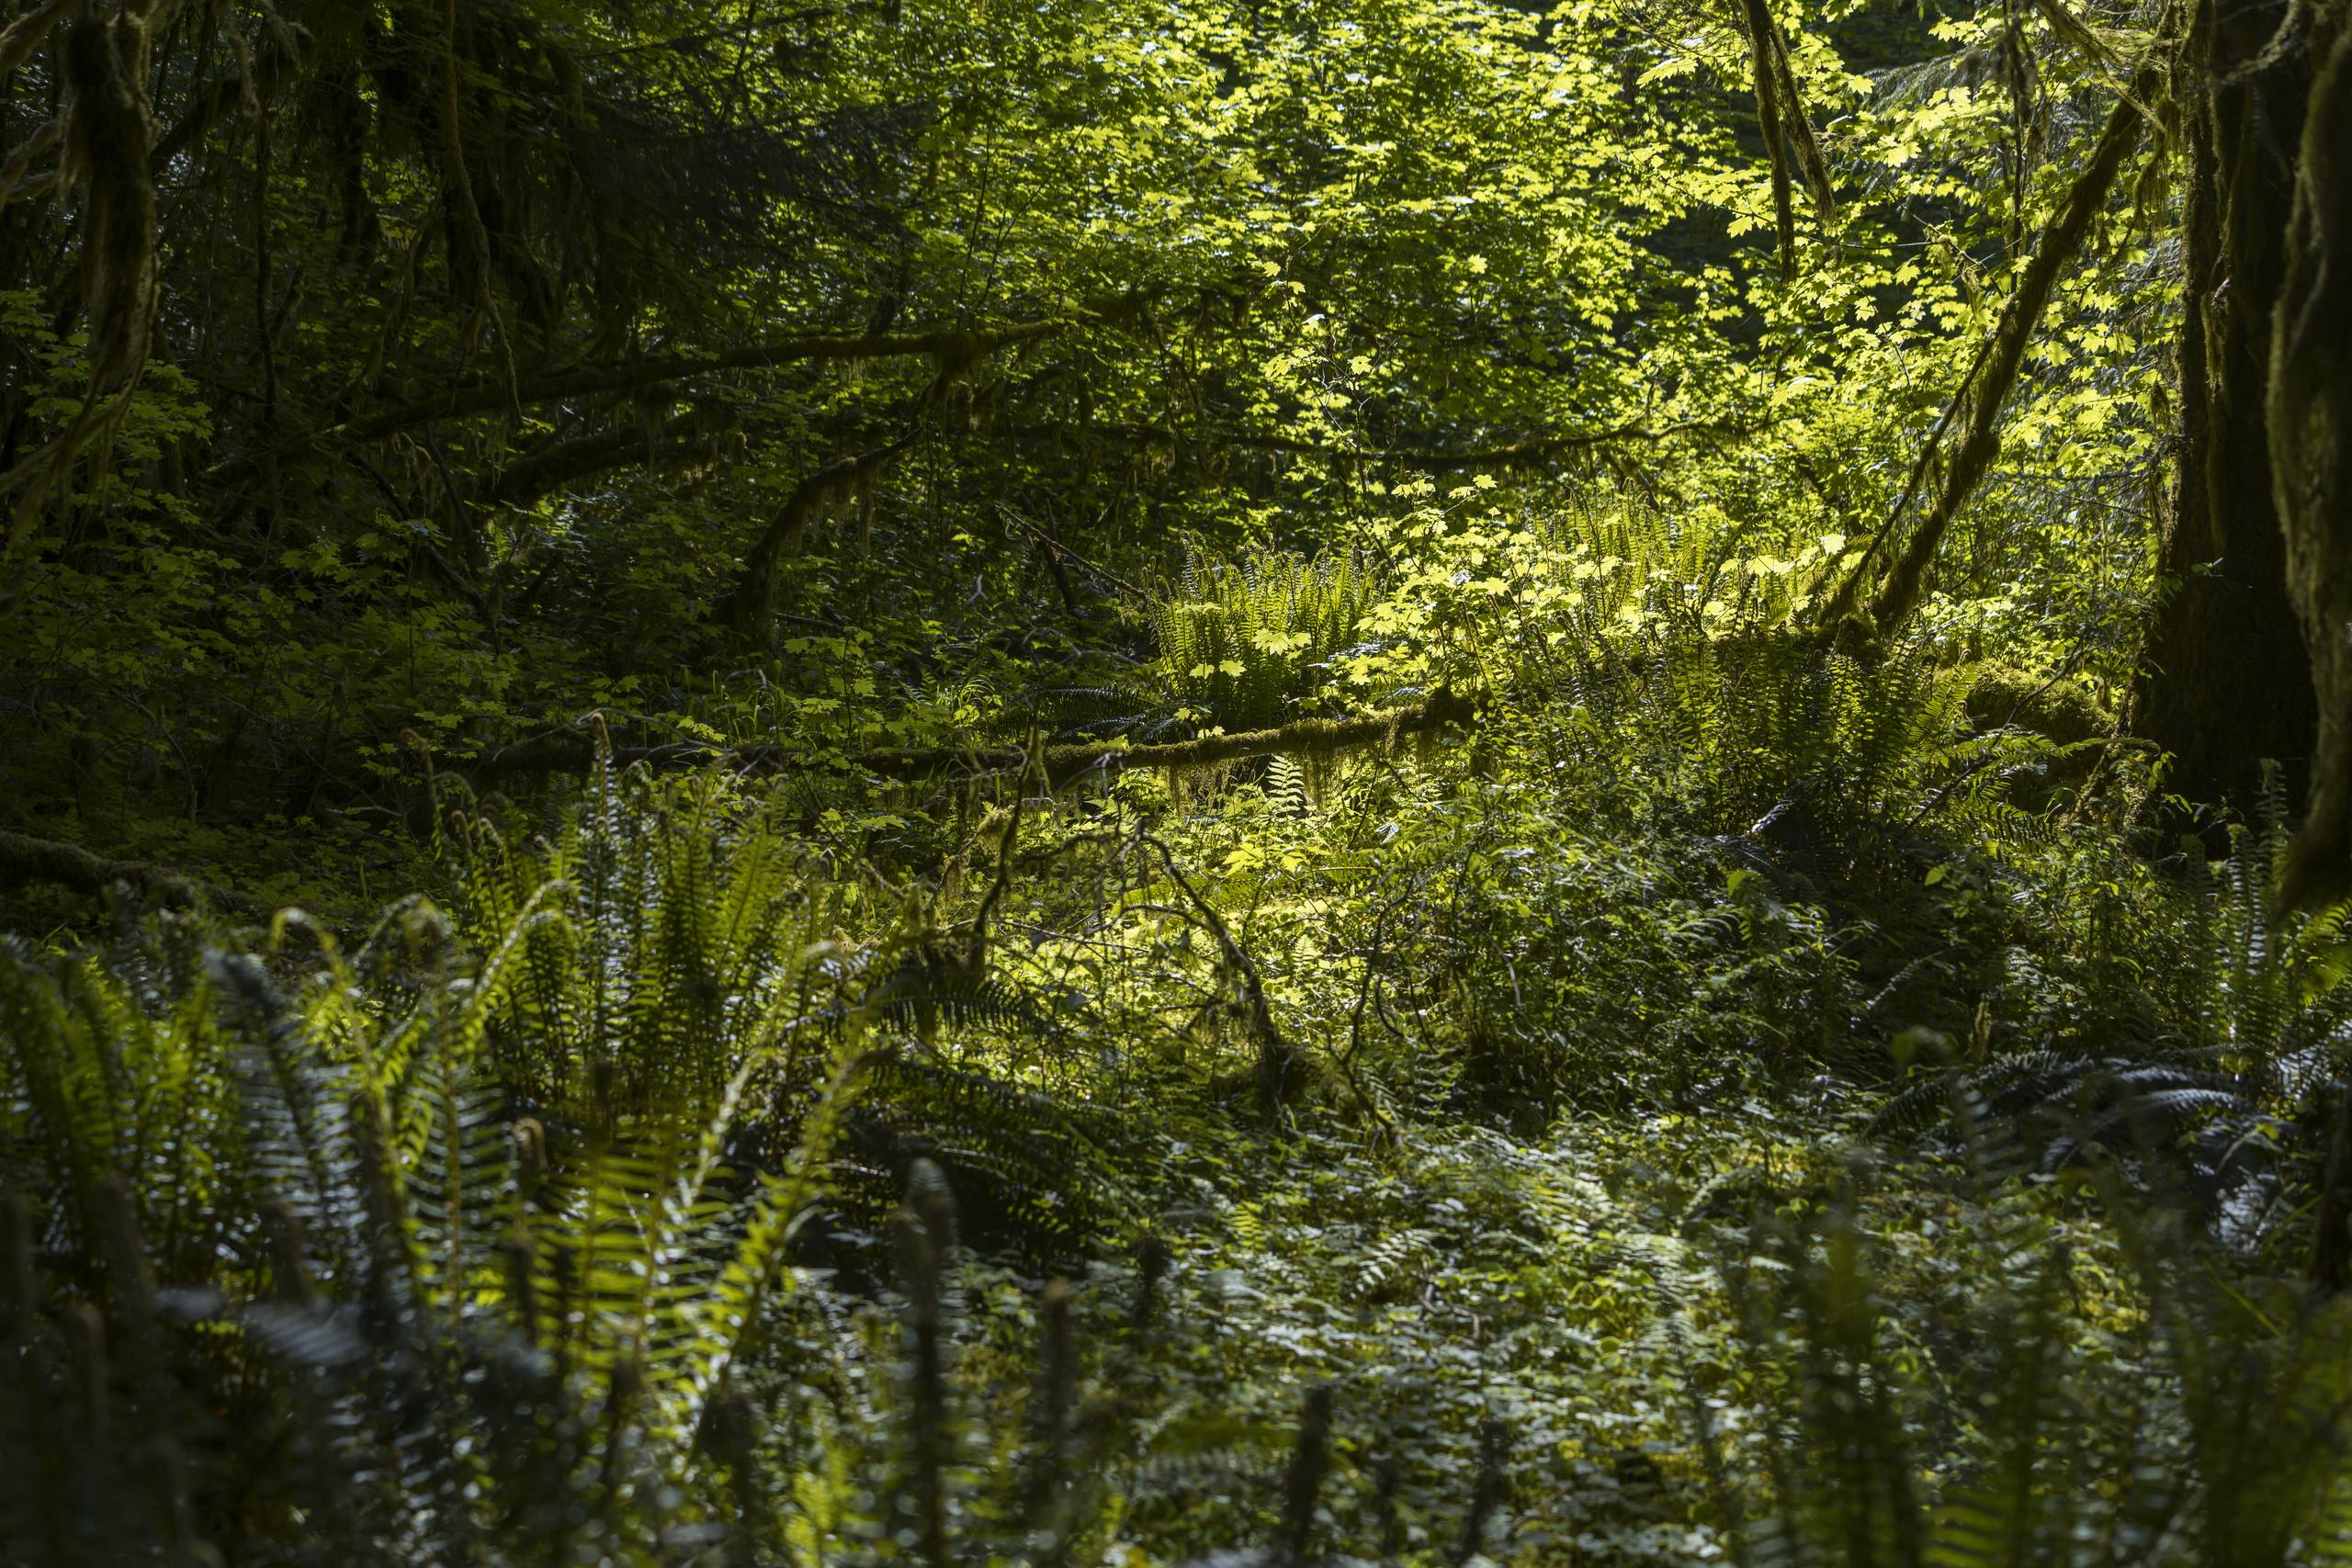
[[2, 0, 2350, 1561]]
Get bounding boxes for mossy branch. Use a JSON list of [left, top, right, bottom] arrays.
[[1764, 13, 1837, 225], [1836, 61, 2161, 648], [3, 3, 163, 543], [725, 437, 916, 639], [0, 0, 74, 78], [1737, 0, 1801, 277], [481, 413, 736, 508], [1137, 832, 1299, 1119], [203, 290, 1159, 488]]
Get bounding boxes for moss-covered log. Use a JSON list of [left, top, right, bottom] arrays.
[[471, 689, 1476, 784], [0, 829, 255, 912]]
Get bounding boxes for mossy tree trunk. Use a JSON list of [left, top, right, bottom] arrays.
[[2272, 7, 2352, 906], [2131, 0, 2319, 822]]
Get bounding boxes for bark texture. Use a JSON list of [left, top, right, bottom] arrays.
[[2132, 0, 2318, 818], [2272, 6, 2352, 906]]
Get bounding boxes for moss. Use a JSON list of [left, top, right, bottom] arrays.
[[1964, 664, 2113, 746], [476, 688, 1479, 786], [1966, 664, 2116, 810], [0, 828, 254, 913]]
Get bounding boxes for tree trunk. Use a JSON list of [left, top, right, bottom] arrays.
[[2131, 0, 2318, 818], [2272, 8, 2352, 906]]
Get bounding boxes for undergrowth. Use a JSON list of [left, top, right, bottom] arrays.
[[7, 576, 2352, 1562]]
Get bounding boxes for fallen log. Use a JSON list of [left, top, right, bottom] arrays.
[[470, 689, 1477, 784], [0, 696, 1477, 912], [0, 829, 257, 913]]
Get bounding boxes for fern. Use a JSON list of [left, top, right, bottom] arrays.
[[1723, 1175, 2352, 1568], [1146, 548, 1381, 731]]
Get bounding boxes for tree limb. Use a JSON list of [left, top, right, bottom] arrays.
[[1736, 0, 1800, 277], [1847, 62, 2161, 646], [1764, 14, 1837, 224], [0, 0, 75, 78], [724, 436, 916, 638], [1136, 831, 1299, 1118], [203, 289, 1159, 487], [149, 12, 302, 170], [480, 414, 733, 508]]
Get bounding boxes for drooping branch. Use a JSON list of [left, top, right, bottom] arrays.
[[724, 437, 916, 638], [479, 414, 736, 508], [1842, 62, 2161, 647], [468, 688, 1477, 784]]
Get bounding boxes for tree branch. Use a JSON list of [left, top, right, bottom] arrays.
[[1736, 0, 1799, 277], [1851, 62, 2160, 645], [150, 12, 301, 171], [724, 436, 916, 638], [203, 289, 1159, 487], [0, 0, 75, 78], [1136, 831, 1298, 1118], [480, 414, 733, 508]]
